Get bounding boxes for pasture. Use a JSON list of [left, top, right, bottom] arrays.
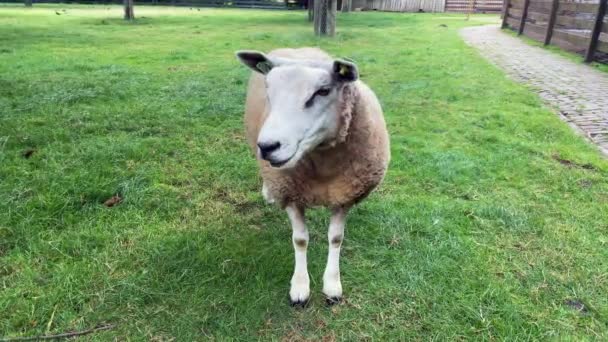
[[0, 5, 607, 340]]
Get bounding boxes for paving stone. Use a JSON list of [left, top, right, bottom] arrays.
[[461, 25, 608, 156]]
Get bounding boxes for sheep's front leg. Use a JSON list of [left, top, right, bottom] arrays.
[[286, 205, 310, 306], [261, 181, 275, 204], [323, 207, 348, 305]]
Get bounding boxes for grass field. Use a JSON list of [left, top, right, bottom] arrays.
[[1, 4, 607, 340]]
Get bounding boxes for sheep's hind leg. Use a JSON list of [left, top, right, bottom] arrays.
[[323, 207, 348, 305], [286, 204, 310, 307]]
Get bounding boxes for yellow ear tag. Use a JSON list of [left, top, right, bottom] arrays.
[[339, 65, 348, 76]]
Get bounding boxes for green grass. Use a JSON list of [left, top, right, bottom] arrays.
[[1, 4, 607, 340]]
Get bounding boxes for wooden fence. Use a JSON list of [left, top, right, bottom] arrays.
[[12, 0, 504, 13], [5, 0, 298, 9], [360, 0, 502, 12], [365, 0, 445, 12], [502, 0, 608, 62], [352, 0, 503, 13], [445, 0, 503, 12]]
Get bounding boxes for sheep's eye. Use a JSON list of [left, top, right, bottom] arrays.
[[305, 87, 331, 108], [315, 88, 331, 97]]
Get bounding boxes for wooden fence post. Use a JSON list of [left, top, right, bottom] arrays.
[[308, 0, 314, 21], [544, 0, 559, 45], [518, 0, 530, 35], [501, 0, 511, 28], [584, 0, 607, 63]]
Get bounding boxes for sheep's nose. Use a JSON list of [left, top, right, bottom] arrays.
[[257, 141, 281, 160]]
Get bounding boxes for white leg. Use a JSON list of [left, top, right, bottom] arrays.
[[286, 204, 310, 306], [262, 182, 275, 204], [323, 207, 348, 304]]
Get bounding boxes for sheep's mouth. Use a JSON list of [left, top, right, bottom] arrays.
[[269, 157, 291, 168], [267, 140, 303, 169]]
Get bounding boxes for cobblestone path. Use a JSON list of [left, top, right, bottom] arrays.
[[461, 25, 608, 156]]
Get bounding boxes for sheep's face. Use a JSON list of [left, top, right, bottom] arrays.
[[237, 51, 358, 169], [258, 65, 341, 169]]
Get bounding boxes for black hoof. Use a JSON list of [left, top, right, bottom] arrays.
[[289, 296, 310, 308], [325, 296, 342, 306]]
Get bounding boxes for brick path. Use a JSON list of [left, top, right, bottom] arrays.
[[460, 25, 608, 156]]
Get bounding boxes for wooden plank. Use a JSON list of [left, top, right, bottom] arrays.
[[525, 21, 547, 35], [598, 39, 608, 53], [524, 22, 547, 42], [518, 0, 531, 35], [527, 1, 553, 12], [174, 2, 285, 7], [555, 15, 595, 30], [447, 0, 503, 12], [369, 0, 445, 12], [585, 0, 607, 62], [557, 2, 597, 14], [551, 36, 583, 53], [510, 7, 523, 18], [527, 10, 550, 24], [506, 15, 521, 29], [509, 0, 524, 7], [544, 0, 559, 45], [552, 28, 590, 53]]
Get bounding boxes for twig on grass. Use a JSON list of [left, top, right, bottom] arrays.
[[0, 324, 115, 341]]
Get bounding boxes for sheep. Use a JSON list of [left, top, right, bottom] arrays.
[[236, 47, 390, 306]]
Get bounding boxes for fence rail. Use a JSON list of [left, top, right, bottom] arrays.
[[502, 0, 608, 63], [6, 0, 508, 14], [2, 0, 299, 9], [445, 0, 503, 12], [365, 0, 445, 11]]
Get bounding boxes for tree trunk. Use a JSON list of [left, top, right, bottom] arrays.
[[24, 0, 32, 7], [308, 0, 314, 22], [341, 0, 351, 12], [313, 0, 336, 36], [124, 0, 135, 20]]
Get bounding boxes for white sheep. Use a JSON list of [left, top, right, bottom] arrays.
[[236, 47, 390, 306]]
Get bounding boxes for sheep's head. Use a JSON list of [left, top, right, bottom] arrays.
[[237, 50, 358, 169]]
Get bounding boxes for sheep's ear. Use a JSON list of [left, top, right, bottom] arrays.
[[333, 60, 358, 82], [236, 50, 274, 75]]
